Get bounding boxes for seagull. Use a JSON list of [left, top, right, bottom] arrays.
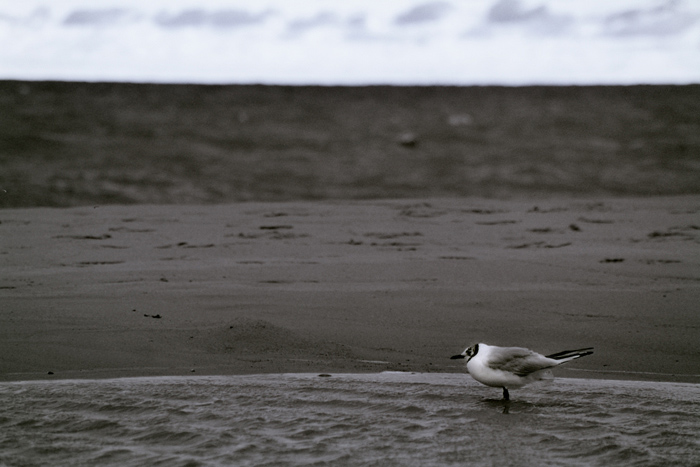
[[451, 343, 593, 400]]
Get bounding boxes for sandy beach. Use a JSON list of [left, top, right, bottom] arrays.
[[1, 196, 698, 383]]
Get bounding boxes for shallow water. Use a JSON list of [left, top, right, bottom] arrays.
[[1, 373, 698, 466]]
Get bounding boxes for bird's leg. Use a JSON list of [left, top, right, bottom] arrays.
[[502, 387, 510, 401]]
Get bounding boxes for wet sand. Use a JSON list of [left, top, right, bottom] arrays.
[[1, 196, 699, 382]]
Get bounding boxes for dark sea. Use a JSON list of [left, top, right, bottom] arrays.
[[2, 82, 700, 207], [1, 373, 698, 466]]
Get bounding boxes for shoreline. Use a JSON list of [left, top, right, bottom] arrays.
[[3, 368, 699, 385], [2, 196, 699, 385]]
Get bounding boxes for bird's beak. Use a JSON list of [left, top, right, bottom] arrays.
[[450, 354, 465, 359]]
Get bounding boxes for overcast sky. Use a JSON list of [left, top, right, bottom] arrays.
[[1, 0, 699, 85]]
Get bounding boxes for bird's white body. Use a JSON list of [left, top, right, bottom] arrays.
[[464, 344, 555, 389], [451, 343, 593, 400]]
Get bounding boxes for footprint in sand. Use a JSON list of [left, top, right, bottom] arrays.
[[55, 234, 112, 240], [476, 220, 519, 225], [508, 241, 572, 249]]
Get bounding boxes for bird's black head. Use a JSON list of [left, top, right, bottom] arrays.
[[450, 343, 479, 361]]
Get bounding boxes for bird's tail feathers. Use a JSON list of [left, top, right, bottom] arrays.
[[545, 347, 594, 363]]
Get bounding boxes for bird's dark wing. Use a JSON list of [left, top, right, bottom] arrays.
[[487, 347, 554, 376]]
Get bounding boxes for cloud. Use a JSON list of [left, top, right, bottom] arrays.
[[487, 0, 548, 23], [1, 7, 49, 25], [603, 1, 698, 36], [485, 0, 571, 34], [287, 12, 336, 34], [154, 9, 271, 29], [395, 2, 452, 25], [63, 8, 134, 26]]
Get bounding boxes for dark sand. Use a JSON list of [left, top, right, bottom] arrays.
[[2, 82, 699, 383], [1, 197, 699, 382]]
